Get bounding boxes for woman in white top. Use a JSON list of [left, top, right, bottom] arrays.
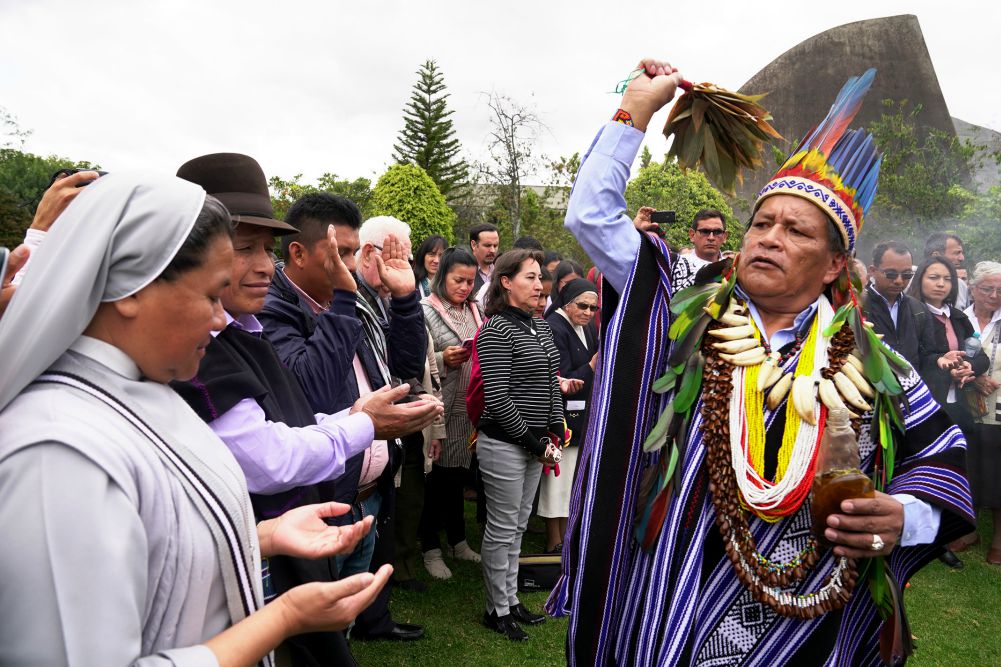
[[0, 173, 389, 666], [964, 261, 1001, 564]]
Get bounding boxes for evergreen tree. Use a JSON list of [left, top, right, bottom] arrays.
[[393, 59, 468, 199], [368, 163, 456, 246]]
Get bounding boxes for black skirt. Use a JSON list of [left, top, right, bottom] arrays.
[[969, 423, 1001, 508]]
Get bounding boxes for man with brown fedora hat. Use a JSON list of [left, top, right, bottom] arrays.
[[176, 152, 298, 233], [172, 152, 441, 664]]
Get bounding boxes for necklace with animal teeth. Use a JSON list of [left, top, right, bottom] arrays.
[[702, 300, 866, 618]]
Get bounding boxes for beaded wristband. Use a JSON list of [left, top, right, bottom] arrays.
[[612, 109, 634, 127]]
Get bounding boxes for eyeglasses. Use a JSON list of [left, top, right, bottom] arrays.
[[572, 302, 599, 312], [877, 269, 915, 282], [695, 228, 726, 238], [976, 285, 1001, 297]]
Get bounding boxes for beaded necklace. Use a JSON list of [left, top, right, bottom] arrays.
[[702, 308, 862, 619], [731, 301, 829, 522]]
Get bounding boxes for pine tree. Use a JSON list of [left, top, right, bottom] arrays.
[[393, 60, 468, 199]]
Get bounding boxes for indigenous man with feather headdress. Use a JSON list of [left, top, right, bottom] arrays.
[[547, 59, 975, 666]]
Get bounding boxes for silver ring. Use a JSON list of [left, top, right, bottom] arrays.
[[870, 534, 885, 552]]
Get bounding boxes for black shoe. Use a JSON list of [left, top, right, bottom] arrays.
[[482, 611, 528, 641], [939, 550, 964, 570], [354, 622, 425, 641], [510, 602, 546, 625], [395, 578, 428, 593]]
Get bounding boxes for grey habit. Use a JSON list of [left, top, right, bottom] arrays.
[[0, 174, 265, 666]]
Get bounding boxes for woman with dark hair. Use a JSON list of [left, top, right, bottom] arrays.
[[907, 256, 990, 567], [544, 260, 584, 316], [542, 278, 599, 553], [414, 234, 447, 299], [420, 247, 485, 579], [906, 257, 989, 431], [476, 248, 563, 641], [0, 174, 387, 665]]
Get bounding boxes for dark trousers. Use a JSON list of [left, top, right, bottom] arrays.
[[392, 433, 426, 581], [420, 464, 468, 552], [352, 496, 396, 637]]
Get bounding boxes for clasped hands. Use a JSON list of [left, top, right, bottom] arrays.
[[823, 491, 904, 558]]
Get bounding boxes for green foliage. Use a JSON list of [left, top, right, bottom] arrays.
[[368, 163, 456, 246], [0, 147, 98, 248], [1, 106, 31, 150], [624, 155, 739, 251], [393, 59, 468, 199], [957, 185, 1001, 265], [269, 173, 373, 221], [864, 100, 977, 249], [639, 145, 653, 169]]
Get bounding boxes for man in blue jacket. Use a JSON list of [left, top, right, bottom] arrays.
[[260, 194, 431, 641]]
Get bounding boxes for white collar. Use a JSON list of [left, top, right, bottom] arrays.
[[70, 335, 142, 381], [926, 303, 951, 317]]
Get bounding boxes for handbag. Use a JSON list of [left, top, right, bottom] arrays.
[[964, 387, 990, 419]]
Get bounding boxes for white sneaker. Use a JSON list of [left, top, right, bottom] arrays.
[[448, 540, 482, 563], [423, 549, 453, 579]]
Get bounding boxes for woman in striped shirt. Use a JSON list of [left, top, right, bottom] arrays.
[[476, 248, 563, 641]]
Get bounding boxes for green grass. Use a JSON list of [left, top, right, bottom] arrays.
[[907, 511, 1001, 666], [351, 507, 1000, 666]]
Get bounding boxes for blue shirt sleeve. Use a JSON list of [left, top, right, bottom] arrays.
[[564, 121, 646, 294]]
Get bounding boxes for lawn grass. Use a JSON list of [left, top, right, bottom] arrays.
[[351, 506, 1000, 666]]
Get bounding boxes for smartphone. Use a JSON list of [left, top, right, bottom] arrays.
[[649, 210, 675, 239], [650, 210, 676, 225], [47, 168, 108, 189], [0, 247, 9, 284], [461, 338, 474, 351]]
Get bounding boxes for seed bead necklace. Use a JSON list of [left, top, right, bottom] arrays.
[[702, 314, 862, 619]]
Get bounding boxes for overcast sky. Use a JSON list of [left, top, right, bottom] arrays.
[[2, 0, 998, 188]]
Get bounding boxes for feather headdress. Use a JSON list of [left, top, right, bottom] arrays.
[[754, 69, 881, 254]]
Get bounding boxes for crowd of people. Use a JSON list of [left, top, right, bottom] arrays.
[[0, 147, 605, 662], [0, 56, 995, 667]]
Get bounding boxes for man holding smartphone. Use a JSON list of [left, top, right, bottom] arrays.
[[672, 209, 729, 291]]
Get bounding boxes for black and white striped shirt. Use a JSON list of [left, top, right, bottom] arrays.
[[477, 307, 564, 453]]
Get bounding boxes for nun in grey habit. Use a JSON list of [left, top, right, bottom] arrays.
[[0, 173, 386, 667]]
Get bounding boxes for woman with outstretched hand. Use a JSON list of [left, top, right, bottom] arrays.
[[0, 173, 389, 666]]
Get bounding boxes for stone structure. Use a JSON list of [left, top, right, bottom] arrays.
[[734, 15, 965, 201]]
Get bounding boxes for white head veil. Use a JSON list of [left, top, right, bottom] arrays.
[[0, 172, 206, 410]]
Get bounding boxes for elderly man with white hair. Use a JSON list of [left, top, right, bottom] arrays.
[[333, 214, 439, 638]]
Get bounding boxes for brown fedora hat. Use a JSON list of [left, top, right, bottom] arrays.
[[177, 153, 297, 234]]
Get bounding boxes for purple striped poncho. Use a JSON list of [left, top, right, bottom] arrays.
[[547, 237, 976, 666]]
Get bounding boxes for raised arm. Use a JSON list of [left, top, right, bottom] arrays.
[[564, 59, 683, 294]]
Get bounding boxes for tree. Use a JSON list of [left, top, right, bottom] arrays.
[[393, 60, 468, 199], [1, 106, 30, 150], [368, 163, 456, 246], [639, 146, 653, 170], [269, 173, 373, 221], [863, 100, 977, 251], [478, 92, 543, 239], [956, 185, 1001, 265], [624, 155, 739, 252], [0, 147, 97, 248]]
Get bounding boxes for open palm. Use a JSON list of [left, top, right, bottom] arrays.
[[375, 233, 416, 297], [265, 502, 373, 559]]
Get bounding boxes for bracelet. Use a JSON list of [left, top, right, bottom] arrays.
[[612, 109, 634, 127]]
